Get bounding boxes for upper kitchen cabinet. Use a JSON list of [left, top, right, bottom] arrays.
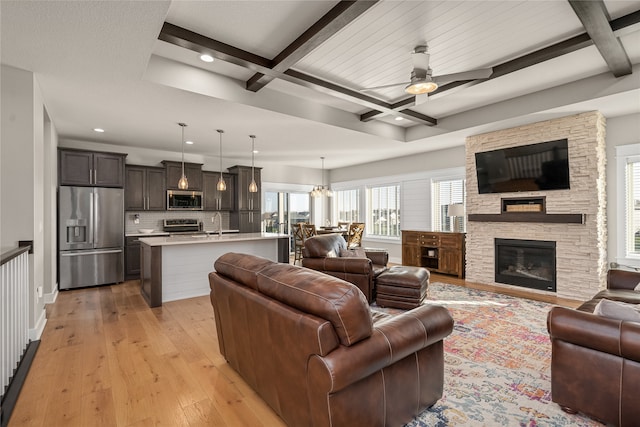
[[228, 165, 262, 211], [203, 171, 235, 211], [125, 165, 166, 211], [58, 148, 126, 187], [163, 161, 203, 191]]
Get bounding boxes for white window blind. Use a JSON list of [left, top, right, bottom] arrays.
[[626, 159, 640, 255], [367, 185, 400, 238], [335, 189, 360, 222], [432, 179, 465, 232]]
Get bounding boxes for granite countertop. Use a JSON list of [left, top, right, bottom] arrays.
[[138, 232, 289, 247]]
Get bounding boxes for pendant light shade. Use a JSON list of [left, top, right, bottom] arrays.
[[311, 157, 333, 198], [216, 129, 226, 191], [249, 135, 258, 193], [177, 123, 188, 190]]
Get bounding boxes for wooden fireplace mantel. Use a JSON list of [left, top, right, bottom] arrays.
[[468, 213, 585, 224]]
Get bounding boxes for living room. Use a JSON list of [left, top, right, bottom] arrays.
[[2, 1, 640, 426]]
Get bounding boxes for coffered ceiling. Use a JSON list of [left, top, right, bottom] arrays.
[[2, 1, 639, 169]]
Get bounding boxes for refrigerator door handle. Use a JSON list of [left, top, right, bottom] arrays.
[[60, 249, 123, 257], [89, 190, 95, 245]]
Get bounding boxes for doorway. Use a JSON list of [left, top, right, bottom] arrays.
[[263, 191, 310, 250]]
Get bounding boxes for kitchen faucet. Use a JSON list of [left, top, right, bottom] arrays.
[[213, 212, 222, 237]]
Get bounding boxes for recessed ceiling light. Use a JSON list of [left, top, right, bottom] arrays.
[[185, 140, 194, 145], [200, 54, 214, 63], [253, 150, 259, 154], [394, 117, 403, 121], [93, 128, 105, 132]]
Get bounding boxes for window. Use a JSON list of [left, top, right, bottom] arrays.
[[335, 189, 360, 223], [625, 157, 640, 256], [367, 185, 400, 238], [432, 178, 465, 232]]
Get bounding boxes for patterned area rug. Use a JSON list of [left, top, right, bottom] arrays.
[[370, 283, 603, 427]]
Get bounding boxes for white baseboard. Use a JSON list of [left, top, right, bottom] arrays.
[[44, 286, 59, 304], [29, 308, 47, 341]]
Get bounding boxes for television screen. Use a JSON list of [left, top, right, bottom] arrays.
[[475, 139, 570, 194]]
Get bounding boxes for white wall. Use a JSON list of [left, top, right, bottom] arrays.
[[605, 113, 640, 263], [1, 65, 49, 338]]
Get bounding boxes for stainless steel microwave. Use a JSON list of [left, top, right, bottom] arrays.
[[167, 190, 203, 210]]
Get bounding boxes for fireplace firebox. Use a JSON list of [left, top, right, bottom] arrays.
[[495, 238, 556, 292]]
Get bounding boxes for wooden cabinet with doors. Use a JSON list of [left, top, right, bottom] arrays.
[[125, 165, 166, 211], [162, 160, 203, 191], [228, 165, 262, 232], [59, 148, 126, 187], [202, 171, 235, 211], [125, 236, 141, 280], [401, 230, 465, 278]]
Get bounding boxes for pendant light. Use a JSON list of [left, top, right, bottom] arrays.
[[311, 157, 333, 198], [216, 129, 226, 191], [177, 123, 188, 190], [248, 135, 258, 193]]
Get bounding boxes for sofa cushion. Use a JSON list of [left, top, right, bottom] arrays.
[[304, 234, 347, 258], [578, 289, 640, 313], [593, 299, 640, 322], [214, 252, 275, 290], [339, 247, 367, 258], [257, 262, 372, 346]]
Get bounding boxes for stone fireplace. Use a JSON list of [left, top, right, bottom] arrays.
[[465, 111, 607, 301]]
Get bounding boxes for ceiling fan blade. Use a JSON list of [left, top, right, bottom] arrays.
[[359, 82, 410, 92], [432, 68, 493, 85], [411, 51, 430, 71]]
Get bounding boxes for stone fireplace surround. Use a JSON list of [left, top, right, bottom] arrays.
[[465, 111, 607, 301]]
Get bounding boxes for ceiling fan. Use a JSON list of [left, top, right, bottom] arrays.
[[361, 45, 493, 96]]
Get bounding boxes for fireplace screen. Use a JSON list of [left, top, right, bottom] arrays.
[[495, 238, 556, 292]]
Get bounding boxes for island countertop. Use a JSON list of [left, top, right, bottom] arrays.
[[139, 232, 290, 307], [138, 232, 289, 247]]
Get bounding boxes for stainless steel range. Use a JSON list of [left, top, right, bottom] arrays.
[[163, 218, 205, 235]]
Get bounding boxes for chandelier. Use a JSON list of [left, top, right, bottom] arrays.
[[311, 157, 333, 198]]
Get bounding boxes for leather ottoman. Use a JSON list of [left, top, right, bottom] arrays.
[[375, 266, 429, 309]]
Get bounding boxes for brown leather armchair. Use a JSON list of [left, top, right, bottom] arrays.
[[547, 269, 640, 426], [302, 233, 388, 302], [209, 252, 454, 427]]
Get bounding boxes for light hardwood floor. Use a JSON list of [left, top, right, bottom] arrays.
[[9, 272, 581, 427]]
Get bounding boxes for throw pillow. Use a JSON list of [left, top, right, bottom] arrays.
[[635, 281, 640, 291], [339, 248, 367, 258], [593, 299, 640, 322]]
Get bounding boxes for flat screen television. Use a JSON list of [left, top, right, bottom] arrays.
[[475, 139, 570, 194]]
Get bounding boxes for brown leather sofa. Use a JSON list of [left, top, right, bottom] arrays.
[[547, 269, 640, 426], [209, 252, 454, 427], [302, 233, 388, 302]]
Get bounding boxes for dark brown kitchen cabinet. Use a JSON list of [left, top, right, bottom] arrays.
[[163, 161, 203, 191], [125, 165, 166, 211], [228, 165, 262, 232], [203, 171, 235, 211], [125, 236, 141, 280], [401, 230, 465, 278], [59, 148, 126, 187]]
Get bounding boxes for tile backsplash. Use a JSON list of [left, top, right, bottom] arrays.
[[125, 211, 231, 234]]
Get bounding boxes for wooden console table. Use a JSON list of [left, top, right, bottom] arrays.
[[401, 230, 465, 278]]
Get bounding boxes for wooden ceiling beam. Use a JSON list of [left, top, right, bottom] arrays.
[[568, 0, 632, 77], [246, 1, 378, 92]]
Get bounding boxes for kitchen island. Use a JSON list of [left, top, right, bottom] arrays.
[[139, 232, 290, 307]]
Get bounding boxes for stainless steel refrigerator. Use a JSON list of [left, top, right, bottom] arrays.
[[58, 186, 124, 290]]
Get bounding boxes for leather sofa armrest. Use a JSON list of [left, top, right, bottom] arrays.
[[303, 257, 372, 275], [308, 305, 453, 393], [607, 269, 640, 290], [547, 306, 640, 362], [365, 250, 388, 267]]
